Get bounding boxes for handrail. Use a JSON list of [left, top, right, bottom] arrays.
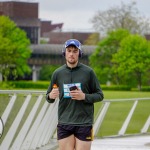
[[0, 90, 46, 94], [1, 90, 150, 100], [0, 90, 150, 150], [104, 97, 150, 101]]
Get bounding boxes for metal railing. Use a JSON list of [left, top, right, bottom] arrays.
[[0, 90, 150, 150]]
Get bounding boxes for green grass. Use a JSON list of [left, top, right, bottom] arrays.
[[94, 91, 150, 137], [0, 90, 150, 143], [0, 93, 46, 144], [103, 90, 150, 99]]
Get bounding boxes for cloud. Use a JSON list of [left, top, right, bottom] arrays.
[[38, 0, 102, 12], [37, 0, 150, 31]]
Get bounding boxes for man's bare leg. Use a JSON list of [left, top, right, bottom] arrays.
[[75, 138, 92, 150], [58, 135, 75, 150]]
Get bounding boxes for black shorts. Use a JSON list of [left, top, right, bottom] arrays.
[[57, 124, 93, 141]]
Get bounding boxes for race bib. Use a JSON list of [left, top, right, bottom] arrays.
[[63, 83, 81, 98]]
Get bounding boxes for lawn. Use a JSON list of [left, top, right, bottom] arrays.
[[94, 91, 150, 137], [0, 90, 150, 142]]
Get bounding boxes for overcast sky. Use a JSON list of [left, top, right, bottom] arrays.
[[38, 0, 150, 32], [4, 0, 150, 32]]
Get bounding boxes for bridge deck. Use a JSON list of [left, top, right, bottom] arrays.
[[91, 135, 150, 150], [39, 135, 150, 150]]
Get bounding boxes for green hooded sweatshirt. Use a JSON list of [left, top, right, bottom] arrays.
[[46, 62, 104, 126]]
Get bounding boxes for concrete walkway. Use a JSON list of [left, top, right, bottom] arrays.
[[91, 135, 150, 150], [39, 135, 150, 150]]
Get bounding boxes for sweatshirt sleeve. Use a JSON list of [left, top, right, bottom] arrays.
[[84, 70, 104, 103], [46, 84, 55, 103], [46, 73, 56, 103]]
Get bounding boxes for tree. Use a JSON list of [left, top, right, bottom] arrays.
[[84, 33, 100, 45], [112, 34, 150, 90], [90, 2, 150, 36], [0, 16, 31, 81], [39, 65, 60, 81], [89, 29, 130, 84]]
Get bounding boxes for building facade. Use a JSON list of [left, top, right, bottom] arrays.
[[42, 31, 98, 44], [0, 1, 40, 44], [0, 1, 98, 81]]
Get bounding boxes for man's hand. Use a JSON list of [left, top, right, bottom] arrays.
[[70, 88, 85, 100], [49, 88, 59, 99]]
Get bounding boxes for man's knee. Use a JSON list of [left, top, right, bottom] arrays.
[[75, 138, 92, 150], [58, 135, 75, 150]]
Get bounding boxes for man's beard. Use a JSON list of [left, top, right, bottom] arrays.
[[67, 57, 78, 64], [67, 58, 78, 66], [67, 60, 77, 64]]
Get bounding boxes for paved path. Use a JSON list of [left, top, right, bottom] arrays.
[[39, 135, 150, 150], [91, 135, 150, 150]]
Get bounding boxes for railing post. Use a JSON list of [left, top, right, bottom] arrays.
[[0, 94, 32, 150], [141, 115, 150, 133], [21, 101, 49, 150], [37, 99, 59, 147], [11, 95, 43, 150], [41, 99, 59, 146], [0, 90, 150, 150], [29, 99, 58, 149], [118, 100, 138, 136], [93, 101, 110, 136], [1, 94, 17, 125]]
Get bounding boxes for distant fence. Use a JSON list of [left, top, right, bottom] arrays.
[[0, 90, 150, 150]]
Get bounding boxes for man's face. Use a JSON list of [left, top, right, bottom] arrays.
[[65, 45, 79, 65]]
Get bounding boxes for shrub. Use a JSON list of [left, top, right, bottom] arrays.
[[101, 85, 131, 91], [9, 81, 50, 89]]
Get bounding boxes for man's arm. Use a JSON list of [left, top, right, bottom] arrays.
[[84, 70, 104, 103]]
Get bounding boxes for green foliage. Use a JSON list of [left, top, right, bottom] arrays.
[[90, 28, 150, 89], [0, 81, 13, 89], [140, 86, 150, 91], [9, 81, 50, 89], [1, 81, 150, 92], [101, 85, 131, 91], [84, 33, 100, 45], [39, 65, 60, 81], [40, 39, 49, 44], [0, 16, 31, 81], [112, 34, 150, 90], [90, 29, 130, 84]]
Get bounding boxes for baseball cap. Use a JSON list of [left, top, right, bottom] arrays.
[[65, 39, 81, 50]]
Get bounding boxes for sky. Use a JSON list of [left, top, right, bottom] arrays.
[[37, 0, 150, 32], [2, 0, 150, 32]]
